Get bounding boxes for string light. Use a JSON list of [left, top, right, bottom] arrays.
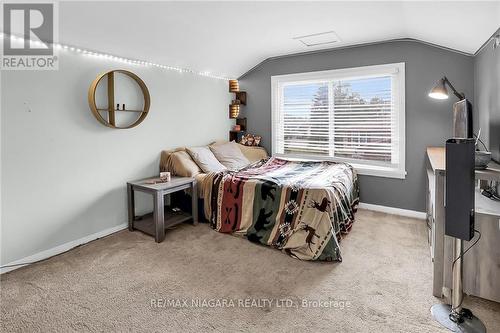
[[1, 33, 232, 81]]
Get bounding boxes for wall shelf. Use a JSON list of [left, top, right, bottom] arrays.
[[97, 108, 146, 113], [88, 70, 150, 129]]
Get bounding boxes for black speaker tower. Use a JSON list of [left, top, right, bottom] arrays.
[[445, 138, 475, 241]]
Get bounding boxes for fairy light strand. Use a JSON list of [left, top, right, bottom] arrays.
[[1, 33, 232, 81]]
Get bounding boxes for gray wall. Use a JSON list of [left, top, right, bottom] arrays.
[[474, 29, 500, 162], [1, 51, 232, 264], [239, 41, 474, 212]]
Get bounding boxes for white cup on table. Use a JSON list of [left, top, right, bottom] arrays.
[[159, 172, 171, 182]]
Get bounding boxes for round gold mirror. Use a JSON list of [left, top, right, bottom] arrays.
[[88, 70, 150, 129]]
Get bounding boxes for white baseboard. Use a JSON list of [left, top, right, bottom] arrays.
[[1, 223, 127, 274], [358, 202, 426, 220]]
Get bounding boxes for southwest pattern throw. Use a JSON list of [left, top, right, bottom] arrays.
[[208, 157, 359, 261]]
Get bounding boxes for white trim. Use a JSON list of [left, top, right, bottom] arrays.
[[359, 202, 426, 220], [1, 223, 127, 274], [271, 63, 402, 83], [271, 62, 406, 179]]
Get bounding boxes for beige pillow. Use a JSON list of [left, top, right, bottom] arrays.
[[186, 146, 227, 173], [160, 148, 201, 176], [168, 150, 202, 177], [238, 145, 268, 163], [160, 147, 183, 172], [209, 142, 250, 171]]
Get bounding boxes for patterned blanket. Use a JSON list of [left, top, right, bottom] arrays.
[[206, 157, 359, 261]]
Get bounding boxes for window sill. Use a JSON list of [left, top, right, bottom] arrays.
[[349, 163, 407, 179], [273, 154, 406, 179]]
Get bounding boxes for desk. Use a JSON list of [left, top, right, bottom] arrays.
[[426, 147, 500, 303]]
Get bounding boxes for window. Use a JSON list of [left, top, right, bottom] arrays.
[[271, 63, 405, 179]]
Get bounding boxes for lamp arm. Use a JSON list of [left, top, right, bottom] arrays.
[[443, 77, 465, 100]]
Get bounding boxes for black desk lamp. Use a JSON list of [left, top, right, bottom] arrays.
[[429, 76, 473, 139], [429, 76, 465, 100], [428, 77, 485, 333]]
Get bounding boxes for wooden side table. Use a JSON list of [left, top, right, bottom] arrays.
[[127, 176, 198, 242]]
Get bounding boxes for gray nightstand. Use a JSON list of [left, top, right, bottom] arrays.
[[127, 176, 198, 242]]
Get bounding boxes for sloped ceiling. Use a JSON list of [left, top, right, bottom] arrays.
[[60, 1, 500, 78]]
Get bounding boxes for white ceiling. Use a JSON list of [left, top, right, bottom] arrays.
[[60, 1, 500, 78]]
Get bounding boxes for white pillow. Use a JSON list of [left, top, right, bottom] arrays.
[[210, 142, 250, 171], [186, 146, 227, 173]]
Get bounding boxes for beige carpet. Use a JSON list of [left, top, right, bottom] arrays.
[[1, 209, 499, 332]]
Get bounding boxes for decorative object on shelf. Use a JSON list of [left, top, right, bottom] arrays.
[[229, 100, 240, 118], [228, 79, 247, 103], [475, 151, 492, 170], [88, 69, 150, 129], [229, 117, 247, 142], [240, 133, 262, 147], [228, 79, 247, 138], [229, 79, 240, 92], [474, 129, 491, 170]]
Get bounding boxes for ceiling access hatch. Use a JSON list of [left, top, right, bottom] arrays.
[[293, 31, 341, 47]]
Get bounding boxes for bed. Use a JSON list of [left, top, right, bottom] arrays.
[[160, 144, 359, 261]]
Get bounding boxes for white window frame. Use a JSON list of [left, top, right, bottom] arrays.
[[271, 62, 406, 179]]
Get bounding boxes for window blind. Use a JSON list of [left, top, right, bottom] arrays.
[[272, 63, 405, 178], [280, 82, 332, 156], [333, 76, 394, 163]]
